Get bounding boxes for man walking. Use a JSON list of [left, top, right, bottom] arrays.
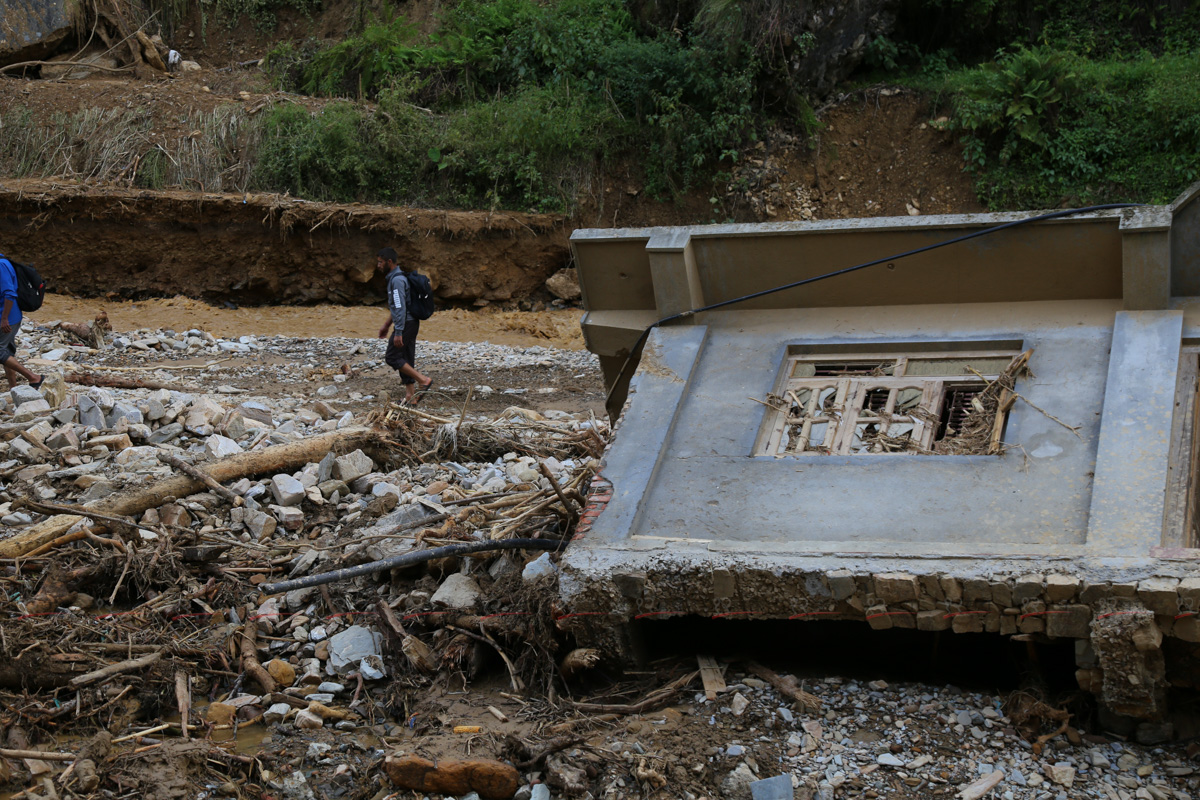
[[0, 254, 42, 392], [376, 247, 433, 404]]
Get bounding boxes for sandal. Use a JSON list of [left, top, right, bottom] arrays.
[[411, 380, 434, 405], [29, 376, 44, 390]]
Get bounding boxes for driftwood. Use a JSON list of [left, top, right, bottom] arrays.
[[260, 538, 561, 595], [175, 672, 192, 740], [240, 606, 277, 693], [65, 371, 180, 391], [24, 564, 100, 614], [0, 749, 76, 762], [0, 427, 383, 558], [68, 650, 164, 688], [744, 661, 821, 712], [59, 312, 111, 349], [157, 452, 243, 506], [0, 654, 93, 690], [572, 670, 699, 714]]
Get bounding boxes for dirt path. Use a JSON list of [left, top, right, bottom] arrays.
[[41, 294, 587, 349]]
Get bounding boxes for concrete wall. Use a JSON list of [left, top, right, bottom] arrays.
[[620, 303, 1110, 551], [564, 195, 1200, 720]]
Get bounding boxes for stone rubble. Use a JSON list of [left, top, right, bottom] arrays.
[[4, 318, 1200, 800]]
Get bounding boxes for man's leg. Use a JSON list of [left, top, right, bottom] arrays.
[[2, 356, 40, 389], [0, 322, 40, 389], [398, 363, 430, 402], [399, 319, 431, 402]]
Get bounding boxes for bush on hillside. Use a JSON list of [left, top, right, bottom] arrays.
[[947, 47, 1200, 207]]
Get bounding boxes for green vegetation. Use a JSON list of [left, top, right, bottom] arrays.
[[865, 0, 1200, 209], [942, 47, 1200, 208], [253, 0, 798, 211], [78, 0, 1200, 213]]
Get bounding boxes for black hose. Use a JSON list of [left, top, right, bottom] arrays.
[[606, 203, 1144, 408], [259, 537, 563, 595]]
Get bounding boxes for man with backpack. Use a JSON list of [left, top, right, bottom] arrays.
[[0, 253, 44, 392], [375, 247, 434, 405]]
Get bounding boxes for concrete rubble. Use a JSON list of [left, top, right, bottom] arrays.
[[3, 312, 1200, 800]]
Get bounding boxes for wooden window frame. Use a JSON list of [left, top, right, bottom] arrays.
[[758, 350, 1019, 457]]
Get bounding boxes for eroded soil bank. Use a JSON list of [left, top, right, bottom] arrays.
[[0, 179, 570, 306]]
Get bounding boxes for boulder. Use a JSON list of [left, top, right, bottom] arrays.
[[270, 473, 305, 506], [10, 384, 42, 406], [545, 267, 581, 300], [14, 398, 50, 421], [0, 0, 74, 67], [327, 625, 383, 675], [334, 449, 374, 483], [205, 435, 243, 459]]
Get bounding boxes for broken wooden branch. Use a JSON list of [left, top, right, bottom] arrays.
[[0, 749, 76, 762], [69, 650, 164, 688], [175, 672, 192, 741], [0, 427, 384, 558], [17, 498, 139, 535], [157, 452, 243, 506], [240, 605, 278, 694], [744, 662, 821, 713], [572, 670, 699, 714], [64, 371, 180, 391], [260, 537, 562, 595]]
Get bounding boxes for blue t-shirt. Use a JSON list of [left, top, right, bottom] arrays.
[[0, 256, 21, 327]]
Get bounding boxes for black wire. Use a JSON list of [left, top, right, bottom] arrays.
[[606, 203, 1143, 408]]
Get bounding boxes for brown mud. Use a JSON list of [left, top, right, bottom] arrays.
[[40, 294, 587, 349]]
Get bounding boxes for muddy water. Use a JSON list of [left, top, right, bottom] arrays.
[[39, 295, 587, 350]]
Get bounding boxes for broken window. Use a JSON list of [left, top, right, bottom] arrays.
[[758, 351, 1030, 456]]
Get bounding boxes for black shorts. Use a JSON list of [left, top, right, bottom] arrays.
[[384, 318, 420, 384]]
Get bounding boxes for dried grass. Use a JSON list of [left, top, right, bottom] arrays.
[[0, 105, 264, 193], [934, 351, 1031, 455]]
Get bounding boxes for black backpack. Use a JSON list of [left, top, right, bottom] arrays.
[[1, 256, 45, 313], [405, 271, 435, 320]]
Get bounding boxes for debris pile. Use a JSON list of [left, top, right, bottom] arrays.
[[2, 316, 1200, 800]]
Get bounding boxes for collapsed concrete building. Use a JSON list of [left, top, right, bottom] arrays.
[[558, 182, 1200, 737]]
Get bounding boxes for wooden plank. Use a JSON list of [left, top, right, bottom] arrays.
[[697, 655, 725, 701]]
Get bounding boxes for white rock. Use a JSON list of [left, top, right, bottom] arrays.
[[327, 625, 383, 674], [522, 552, 557, 582], [205, 435, 243, 459], [264, 703, 291, 724], [270, 504, 305, 530], [877, 754, 904, 767], [333, 449, 374, 483], [1044, 763, 1075, 787], [270, 473, 305, 506], [9, 384, 42, 405], [359, 654, 386, 680], [13, 398, 50, 422], [431, 573, 482, 608]]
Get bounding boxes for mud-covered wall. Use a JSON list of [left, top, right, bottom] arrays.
[[0, 180, 571, 305]]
